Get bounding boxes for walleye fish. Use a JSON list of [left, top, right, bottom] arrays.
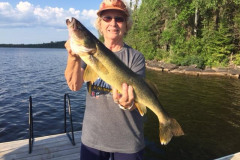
[[66, 17, 184, 145]]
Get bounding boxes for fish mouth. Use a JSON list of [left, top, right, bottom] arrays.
[[65, 17, 97, 54], [66, 17, 85, 36], [66, 17, 77, 30]]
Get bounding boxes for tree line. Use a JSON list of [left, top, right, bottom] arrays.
[[0, 41, 65, 48], [2, 0, 240, 68], [125, 0, 240, 68]]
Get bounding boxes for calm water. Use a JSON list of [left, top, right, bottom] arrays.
[[0, 48, 86, 142], [144, 69, 240, 160], [0, 48, 240, 160]]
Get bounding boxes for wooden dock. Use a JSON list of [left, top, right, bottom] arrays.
[[1, 130, 239, 160], [0, 131, 81, 160]]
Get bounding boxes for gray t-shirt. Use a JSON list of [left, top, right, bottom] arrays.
[[81, 43, 145, 153]]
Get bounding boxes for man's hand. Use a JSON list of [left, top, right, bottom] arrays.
[[112, 83, 136, 111], [65, 40, 80, 60]]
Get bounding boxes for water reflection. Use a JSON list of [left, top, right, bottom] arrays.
[[144, 69, 240, 160]]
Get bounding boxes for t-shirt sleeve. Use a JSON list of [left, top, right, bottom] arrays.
[[131, 52, 146, 78]]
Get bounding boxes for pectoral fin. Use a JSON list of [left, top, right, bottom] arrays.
[[135, 102, 147, 116], [84, 65, 98, 84], [89, 55, 109, 75], [94, 59, 109, 75], [84, 55, 109, 84]]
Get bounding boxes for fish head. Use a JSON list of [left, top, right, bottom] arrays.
[[66, 17, 97, 56]]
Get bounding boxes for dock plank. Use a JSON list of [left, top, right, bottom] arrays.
[[17, 148, 80, 160], [0, 131, 81, 160], [0, 136, 81, 155], [1, 131, 81, 152]]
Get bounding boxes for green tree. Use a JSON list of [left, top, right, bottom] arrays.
[[124, 0, 240, 67]]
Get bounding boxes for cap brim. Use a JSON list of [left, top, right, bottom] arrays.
[[97, 7, 128, 16]]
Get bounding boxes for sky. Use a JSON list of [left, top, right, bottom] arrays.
[[0, 0, 136, 44]]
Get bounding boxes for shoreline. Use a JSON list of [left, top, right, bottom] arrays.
[[146, 60, 240, 79]]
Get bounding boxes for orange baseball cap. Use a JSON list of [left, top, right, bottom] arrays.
[[97, 0, 129, 17]]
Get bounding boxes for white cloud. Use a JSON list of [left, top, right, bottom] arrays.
[[82, 9, 99, 25], [0, 2, 15, 17], [16, 1, 34, 13], [0, 2, 12, 10], [0, 1, 98, 29]]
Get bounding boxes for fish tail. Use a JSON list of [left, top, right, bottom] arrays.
[[159, 118, 184, 145]]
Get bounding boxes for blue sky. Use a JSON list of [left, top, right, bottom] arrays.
[[0, 0, 134, 44]]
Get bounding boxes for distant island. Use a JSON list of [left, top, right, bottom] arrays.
[[0, 41, 66, 48]]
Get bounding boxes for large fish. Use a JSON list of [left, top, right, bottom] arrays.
[[66, 17, 184, 145]]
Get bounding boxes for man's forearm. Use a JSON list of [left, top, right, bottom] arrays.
[[65, 54, 84, 91]]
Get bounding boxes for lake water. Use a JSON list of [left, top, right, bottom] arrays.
[[0, 48, 240, 160], [0, 48, 86, 142], [145, 69, 240, 160]]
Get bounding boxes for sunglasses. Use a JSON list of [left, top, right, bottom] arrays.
[[101, 16, 125, 23]]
